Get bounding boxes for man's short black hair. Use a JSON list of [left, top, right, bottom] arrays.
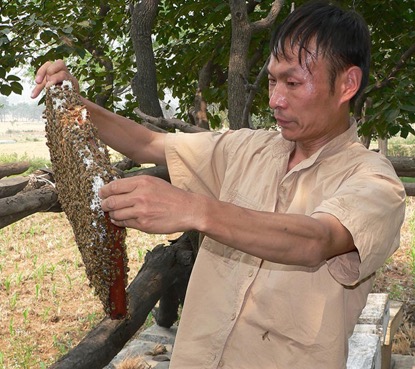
[[270, 0, 370, 103]]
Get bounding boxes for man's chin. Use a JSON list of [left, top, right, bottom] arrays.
[[279, 127, 297, 142]]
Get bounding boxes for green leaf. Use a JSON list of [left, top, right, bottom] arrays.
[[385, 109, 400, 123], [400, 105, 415, 112], [10, 81, 23, 94], [40, 30, 58, 43], [0, 84, 12, 96], [6, 74, 21, 82], [62, 26, 73, 34]]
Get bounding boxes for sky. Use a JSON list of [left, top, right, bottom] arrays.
[[5, 67, 40, 105], [10, 79, 39, 104]]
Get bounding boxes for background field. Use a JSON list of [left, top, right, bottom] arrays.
[[0, 120, 414, 368], [0, 120, 50, 160]]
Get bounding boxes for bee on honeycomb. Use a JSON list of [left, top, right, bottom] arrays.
[[44, 81, 129, 319]]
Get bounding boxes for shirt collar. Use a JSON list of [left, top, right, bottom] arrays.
[[276, 118, 360, 173]]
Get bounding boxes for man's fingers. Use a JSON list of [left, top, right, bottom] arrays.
[[31, 59, 78, 99], [110, 218, 128, 228], [99, 177, 145, 200], [108, 207, 135, 223], [31, 61, 53, 98], [35, 59, 67, 82], [34, 60, 54, 84], [101, 194, 134, 212]]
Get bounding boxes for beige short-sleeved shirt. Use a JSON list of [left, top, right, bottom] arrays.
[[165, 123, 405, 369]]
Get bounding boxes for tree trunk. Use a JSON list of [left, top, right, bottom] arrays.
[[48, 232, 196, 369], [378, 138, 388, 156], [228, 0, 252, 129], [130, 0, 164, 117]]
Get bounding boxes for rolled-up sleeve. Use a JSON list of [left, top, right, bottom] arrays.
[[165, 131, 232, 198], [313, 171, 406, 286]]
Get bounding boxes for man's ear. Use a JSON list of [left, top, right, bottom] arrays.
[[339, 66, 362, 104]]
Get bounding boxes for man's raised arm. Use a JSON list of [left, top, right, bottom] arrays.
[[32, 59, 166, 166]]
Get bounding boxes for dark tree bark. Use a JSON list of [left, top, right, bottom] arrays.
[[130, 0, 164, 117], [188, 61, 214, 130], [227, 0, 283, 129], [154, 232, 199, 328], [403, 183, 415, 197], [228, 0, 253, 129], [0, 176, 29, 198], [387, 156, 415, 178], [135, 108, 207, 133], [0, 161, 30, 179], [0, 187, 60, 229], [48, 232, 196, 369]]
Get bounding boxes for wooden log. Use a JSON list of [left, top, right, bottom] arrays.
[[155, 233, 198, 328], [0, 187, 60, 229], [0, 161, 30, 179], [124, 165, 170, 182], [0, 176, 29, 198], [0, 166, 169, 229], [48, 231, 196, 369], [387, 156, 415, 177], [403, 183, 415, 197]]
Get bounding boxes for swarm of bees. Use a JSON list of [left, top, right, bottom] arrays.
[[44, 81, 128, 319]]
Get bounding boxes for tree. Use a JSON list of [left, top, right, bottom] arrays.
[[0, 1, 414, 134], [350, 1, 415, 141]]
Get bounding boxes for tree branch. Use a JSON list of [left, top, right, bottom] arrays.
[[251, 0, 284, 33], [0, 187, 60, 229], [242, 56, 270, 129], [134, 108, 208, 133], [373, 42, 415, 92]]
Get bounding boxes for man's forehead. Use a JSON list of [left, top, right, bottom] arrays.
[[268, 41, 322, 75], [272, 39, 319, 64], [267, 53, 315, 76]]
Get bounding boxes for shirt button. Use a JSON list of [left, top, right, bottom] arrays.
[[219, 360, 224, 367], [231, 312, 236, 321], [248, 269, 254, 277]]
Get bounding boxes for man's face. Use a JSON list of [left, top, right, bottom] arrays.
[[267, 46, 346, 147]]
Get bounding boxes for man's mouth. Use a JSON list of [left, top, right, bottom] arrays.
[[275, 117, 291, 127]]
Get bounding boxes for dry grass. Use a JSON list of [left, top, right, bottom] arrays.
[[0, 213, 170, 368]]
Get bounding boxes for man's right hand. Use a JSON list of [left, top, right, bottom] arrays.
[[31, 59, 80, 99]]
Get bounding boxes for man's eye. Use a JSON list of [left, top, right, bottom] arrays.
[[287, 81, 299, 87]]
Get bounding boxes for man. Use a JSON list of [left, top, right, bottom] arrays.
[[32, 1, 405, 367]]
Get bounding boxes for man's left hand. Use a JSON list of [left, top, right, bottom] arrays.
[[99, 175, 198, 234]]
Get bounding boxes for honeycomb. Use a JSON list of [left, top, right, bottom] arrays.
[[44, 81, 128, 319]]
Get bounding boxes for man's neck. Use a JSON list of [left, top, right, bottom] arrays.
[[286, 118, 351, 172]]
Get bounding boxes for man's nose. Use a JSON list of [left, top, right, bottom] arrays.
[[269, 84, 288, 109]]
